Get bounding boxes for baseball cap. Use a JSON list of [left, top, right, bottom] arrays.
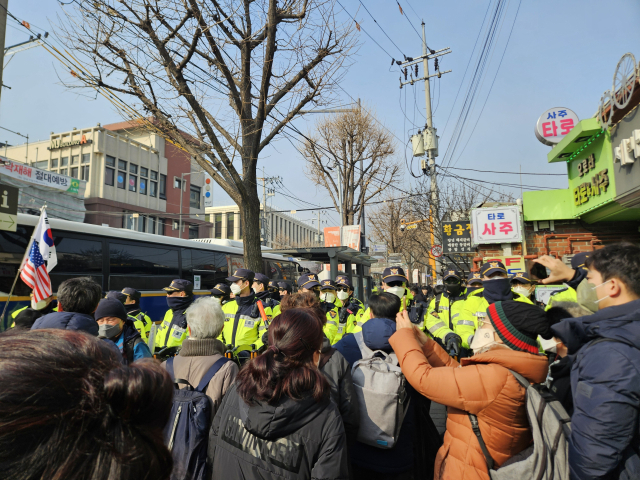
[[297, 273, 320, 289], [510, 272, 532, 284], [253, 273, 270, 286], [382, 266, 407, 283], [163, 279, 194, 294], [335, 275, 353, 288], [467, 272, 483, 285], [211, 283, 231, 296], [121, 287, 141, 300], [278, 281, 292, 292], [320, 279, 337, 291], [571, 252, 591, 271], [226, 268, 255, 283], [480, 261, 507, 277], [268, 280, 279, 290], [105, 291, 126, 304], [443, 269, 463, 281]]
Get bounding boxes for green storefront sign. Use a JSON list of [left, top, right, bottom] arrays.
[[524, 117, 640, 223]]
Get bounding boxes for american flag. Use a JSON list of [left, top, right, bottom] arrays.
[[20, 241, 52, 303], [20, 210, 55, 304]]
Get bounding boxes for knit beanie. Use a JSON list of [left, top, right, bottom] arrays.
[[95, 298, 128, 322], [486, 301, 552, 354]]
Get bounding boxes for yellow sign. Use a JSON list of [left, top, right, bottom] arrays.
[[406, 223, 418, 230]]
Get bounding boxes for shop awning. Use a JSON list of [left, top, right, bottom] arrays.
[[548, 118, 604, 163]]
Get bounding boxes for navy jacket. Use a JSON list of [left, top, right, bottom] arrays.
[[552, 299, 640, 480], [31, 311, 99, 336], [334, 317, 416, 474]]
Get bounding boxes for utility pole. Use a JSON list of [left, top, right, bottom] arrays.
[[317, 210, 321, 245], [400, 22, 451, 281], [0, 0, 8, 106], [258, 169, 279, 246]]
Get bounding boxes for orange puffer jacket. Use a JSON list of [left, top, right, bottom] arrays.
[[389, 329, 549, 480]]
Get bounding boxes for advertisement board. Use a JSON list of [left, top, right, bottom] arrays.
[[481, 255, 525, 275], [324, 227, 341, 247], [471, 206, 522, 245], [442, 220, 472, 253], [535, 107, 579, 146]]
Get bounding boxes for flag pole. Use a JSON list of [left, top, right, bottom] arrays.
[[0, 205, 46, 329]]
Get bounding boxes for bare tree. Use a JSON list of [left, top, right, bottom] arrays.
[[57, 0, 357, 271], [302, 107, 399, 225], [271, 233, 321, 249]]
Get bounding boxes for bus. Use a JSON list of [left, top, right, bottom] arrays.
[[0, 213, 301, 328]]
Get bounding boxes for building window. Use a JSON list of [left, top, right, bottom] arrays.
[[174, 177, 182, 189], [105, 155, 115, 185], [189, 185, 201, 209], [71, 155, 79, 166], [137, 215, 146, 233], [188, 224, 199, 239], [60, 168, 68, 176], [118, 159, 127, 170], [129, 175, 137, 192], [214, 213, 222, 239], [61, 157, 69, 167], [117, 169, 126, 189], [150, 170, 158, 197], [81, 165, 90, 181], [140, 167, 148, 178], [159, 174, 166, 199], [149, 216, 156, 235], [226, 213, 234, 240], [34, 160, 48, 169], [150, 170, 158, 181], [139, 176, 147, 195], [173, 220, 179, 231], [70, 167, 78, 179], [158, 218, 165, 236], [129, 163, 138, 175], [81, 153, 90, 164], [51, 158, 59, 168]]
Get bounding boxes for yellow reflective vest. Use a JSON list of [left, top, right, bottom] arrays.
[[220, 294, 265, 352], [128, 310, 153, 343], [424, 293, 468, 343], [155, 308, 190, 349]]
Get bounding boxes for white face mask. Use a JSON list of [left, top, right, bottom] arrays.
[[539, 337, 561, 354], [337, 291, 350, 301], [512, 286, 531, 297], [230, 282, 243, 295], [386, 286, 405, 300], [470, 328, 500, 355], [592, 280, 612, 307], [212, 296, 222, 305], [32, 298, 48, 310], [320, 292, 336, 304]]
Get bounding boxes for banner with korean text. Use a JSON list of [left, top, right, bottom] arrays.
[[471, 206, 522, 245]]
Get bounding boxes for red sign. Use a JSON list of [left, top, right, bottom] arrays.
[[431, 245, 443, 258]]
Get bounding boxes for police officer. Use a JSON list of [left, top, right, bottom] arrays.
[[465, 272, 483, 294], [268, 280, 281, 301], [121, 287, 152, 342], [220, 269, 265, 354], [334, 275, 364, 340], [10, 292, 57, 327], [253, 273, 281, 320], [155, 279, 194, 351], [278, 281, 292, 297], [510, 272, 536, 302], [458, 261, 533, 350], [355, 267, 411, 333], [105, 290, 127, 303], [211, 283, 232, 305], [297, 274, 337, 341], [424, 269, 467, 356], [318, 279, 341, 344], [543, 252, 590, 309]]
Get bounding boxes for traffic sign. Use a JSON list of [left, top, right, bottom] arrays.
[[431, 245, 443, 258], [405, 223, 418, 230], [0, 183, 18, 232]]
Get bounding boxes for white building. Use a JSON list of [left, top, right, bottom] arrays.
[[205, 204, 322, 248]]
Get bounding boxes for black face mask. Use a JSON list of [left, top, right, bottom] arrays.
[[124, 303, 139, 313], [466, 286, 482, 294], [482, 278, 513, 304], [445, 284, 463, 298], [167, 295, 193, 312]]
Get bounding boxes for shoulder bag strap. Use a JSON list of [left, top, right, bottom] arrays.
[[468, 413, 496, 471], [195, 357, 232, 392], [353, 330, 374, 358]]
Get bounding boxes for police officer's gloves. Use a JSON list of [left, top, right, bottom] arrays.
[[445, 333, 462, 357]]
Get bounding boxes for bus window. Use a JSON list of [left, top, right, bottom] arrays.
[[0, 227, 34, 295], [54, 237, 102, 273], [109, 242, 179, 290], [182, 248, 228, 289]]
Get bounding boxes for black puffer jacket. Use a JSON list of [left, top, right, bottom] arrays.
[[319, 337, 359, 444], [209, 383, 349, 480]]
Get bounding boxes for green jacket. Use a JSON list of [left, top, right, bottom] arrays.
[[128, 310, 153, 343], [424, 293, 468, 342], [155, 308, 189, 349], [457, 288, 534, 348], [220, 295, 264, 352]]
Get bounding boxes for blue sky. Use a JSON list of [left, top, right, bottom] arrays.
[[2, 0, 640, 230]]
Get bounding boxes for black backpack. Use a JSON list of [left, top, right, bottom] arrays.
[[164, 357, 231, 480]]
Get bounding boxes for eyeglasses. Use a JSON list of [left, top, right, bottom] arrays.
[[336, 286, 350, 292]]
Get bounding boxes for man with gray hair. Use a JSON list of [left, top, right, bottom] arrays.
[[162, 297, 238, 415]]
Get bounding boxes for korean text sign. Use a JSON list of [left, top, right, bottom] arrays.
[[441, 220, 472, 253], [534, 107, 579, 146], [471, 206, 522, 245]]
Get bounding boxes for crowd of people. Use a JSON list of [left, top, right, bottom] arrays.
[[1, 242, 640, 480]]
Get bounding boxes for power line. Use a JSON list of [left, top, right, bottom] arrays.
[[449, 166, 565, 176], [356, 0, 405, 56], [334, 0, 394, 59]]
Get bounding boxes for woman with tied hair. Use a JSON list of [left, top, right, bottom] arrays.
[[208, 308, 350, 480], [0, 328, 173, 480], [279, 292, 359, 445], [163, 296, 238, 416]]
